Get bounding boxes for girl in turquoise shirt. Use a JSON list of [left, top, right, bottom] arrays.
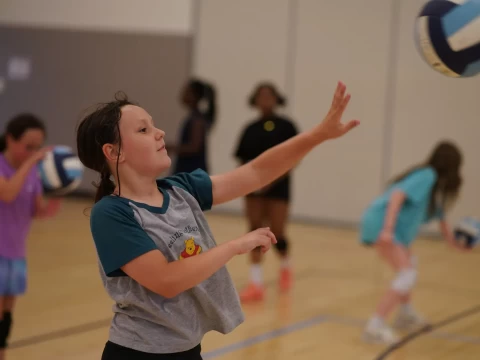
[[360, 141, 469, 344]]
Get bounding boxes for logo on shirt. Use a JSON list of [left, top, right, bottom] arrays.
[[179, 237, 202, 260], [263, 120, 275, 132]]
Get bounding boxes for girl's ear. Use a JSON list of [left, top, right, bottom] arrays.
[[102, 144, 124, 163]]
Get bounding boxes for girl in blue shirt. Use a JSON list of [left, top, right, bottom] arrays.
[[360, 141, 469, 344]]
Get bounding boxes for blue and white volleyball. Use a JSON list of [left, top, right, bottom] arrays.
[[454, 216, 480, 248], [415, 0, 480, 78], [38, 145, 84, 195]]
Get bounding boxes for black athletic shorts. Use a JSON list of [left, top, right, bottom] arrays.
[[246, 176, 290, 202], [102, 341, 202, 360]]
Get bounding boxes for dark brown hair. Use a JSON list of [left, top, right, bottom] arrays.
[[186, 78, 217, 128], [389, 140, 463, 217], [248, 82, 286, 107], [0, 114, 46, 152], [76, 92, 136, 203]]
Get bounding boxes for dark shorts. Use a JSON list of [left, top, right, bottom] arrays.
[[102, 341, 202, 360], [246, 176, 290, 202]]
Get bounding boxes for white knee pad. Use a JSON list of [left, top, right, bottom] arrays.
[[391, 268, 417, 294]]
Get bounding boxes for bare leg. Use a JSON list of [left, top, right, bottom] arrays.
[[374, 242, 411, 318], [265, 199, 292, 291], [265, 199, 290, 258], [363, 241, 411, 343], [244, 197, 267, 265], [239, 197, 267, 302], [3, 297, 15, 313], [399, 248, 413, 304]]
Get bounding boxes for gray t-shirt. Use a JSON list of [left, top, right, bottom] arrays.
[[90, 169, 245, 353]]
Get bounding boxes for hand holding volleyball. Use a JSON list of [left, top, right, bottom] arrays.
[[313, 82, 360, 142]]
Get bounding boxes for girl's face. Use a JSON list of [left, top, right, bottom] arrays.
[[107, 105, 171, 178], [6, 129, 44, 165], [254, 87, 277, 114]]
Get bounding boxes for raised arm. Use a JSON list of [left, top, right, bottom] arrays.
[[0, 147, 49, 203], [210, 81, 360, 206]]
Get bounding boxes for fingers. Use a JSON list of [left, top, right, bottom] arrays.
[[256, 227, 276, 239], [331, 81, 346, 108], [341, 93, 351, 110], [258, 235, 272, 253], [329, 82, 352, 123], [248, 228, 277, 255], [341, 119, 360, 135]]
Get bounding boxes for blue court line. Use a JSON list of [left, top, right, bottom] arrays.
[[202, 313, 480, 359], [202, 315, 327, 359], [430, 331, 480, 345]]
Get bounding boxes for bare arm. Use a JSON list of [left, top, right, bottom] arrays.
[[121, 228, 275, 298], [211, 82, 359, 206], [381, 190, 406, 233], [34, 195, 61, 219], [212, 131, 321, 205], [0, 147, 51, 203], [439, 220, 455, 245], [0, 157, 38, 203]]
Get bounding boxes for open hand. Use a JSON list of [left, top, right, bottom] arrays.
[[313, 81, 360, 141]]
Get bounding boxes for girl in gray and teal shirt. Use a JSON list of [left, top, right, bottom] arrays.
[[76, 82, 358, 359]]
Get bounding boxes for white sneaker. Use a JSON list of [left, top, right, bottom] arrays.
[[363, 323, 400, 344], [393, 309, 427, 330]]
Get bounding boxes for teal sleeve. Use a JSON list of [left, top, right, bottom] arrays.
[[162, 169, 213, 211], [90, 198, 158, 277], [393, 168, 437, 204]]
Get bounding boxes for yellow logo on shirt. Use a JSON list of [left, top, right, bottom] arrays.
[[264, 120, 275, 132], [179, 237, 202, 260]]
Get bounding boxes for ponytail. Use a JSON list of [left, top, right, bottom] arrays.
[[0, 134, 5, 153], [0, 114, 46, 154], [189, 79, 217, 129], [94, 170, 116, 203]]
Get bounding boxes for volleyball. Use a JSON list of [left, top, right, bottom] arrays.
[[38, 145, 84, 195], [414, 0, 480, 78], [454, 217, 480, 248]]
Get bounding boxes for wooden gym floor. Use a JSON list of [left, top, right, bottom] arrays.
[[6, 197, 480, 360]]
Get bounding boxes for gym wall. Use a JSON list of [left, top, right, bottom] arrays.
[[193, 0, 480, 231], [0, 0, 194, 193], [1, 0, 478, 231]]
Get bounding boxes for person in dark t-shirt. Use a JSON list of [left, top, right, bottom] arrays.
[[234, 82, 299, 302], [169, 79, 216, 174]]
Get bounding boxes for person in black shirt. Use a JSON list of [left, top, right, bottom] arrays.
[[234, 82, 299, 302], [169, 79, 216, 174]]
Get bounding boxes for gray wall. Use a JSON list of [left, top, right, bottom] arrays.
[[0, 25, 192, 193]]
